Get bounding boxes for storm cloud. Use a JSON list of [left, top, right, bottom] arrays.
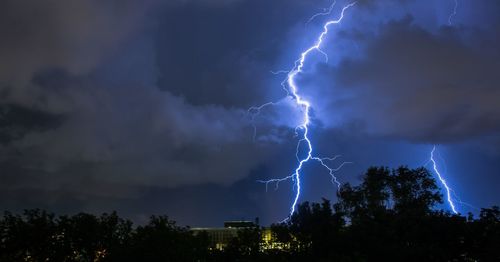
[[0, 0, 499, 224]]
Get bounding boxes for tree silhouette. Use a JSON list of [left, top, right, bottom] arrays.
[[389, 166, 442, 215], [1, 166, 499, 261]]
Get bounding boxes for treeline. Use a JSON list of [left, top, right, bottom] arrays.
[[0, 210, 209, 261], [1, 166, 499, 261]]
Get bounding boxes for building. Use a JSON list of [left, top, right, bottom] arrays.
[[191, 219, 287, 251], [191, 220, 262, 250]]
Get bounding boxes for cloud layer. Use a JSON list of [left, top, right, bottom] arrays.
[[305, 15, 500, 143]]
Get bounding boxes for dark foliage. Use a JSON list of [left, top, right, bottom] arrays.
[[1, 166, 499, 261]]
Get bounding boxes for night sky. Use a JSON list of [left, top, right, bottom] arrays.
[[1, 0, 499, 227]]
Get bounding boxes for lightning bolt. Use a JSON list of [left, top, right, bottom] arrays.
[[430, 146, 458, 214], [251, 2, 356, 219]]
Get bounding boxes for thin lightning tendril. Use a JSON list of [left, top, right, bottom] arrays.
[[250, 2, 356, 219], [307, 0, 337, 25], [448, 0, 458, 26], [248, 101, 279, 141]]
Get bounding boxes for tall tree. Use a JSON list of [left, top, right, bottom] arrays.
[[389, 166, 442, 215]]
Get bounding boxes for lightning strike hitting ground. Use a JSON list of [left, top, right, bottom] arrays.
[[430, 146, 458, 214], [251, 2, 356, 219], [425, 0, 467, 215]]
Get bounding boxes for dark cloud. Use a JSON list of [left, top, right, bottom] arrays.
[[306, 15, 500, 143], [0, 104, 63, 144], [154, 0, 327, 107], [0, 0, 158, 88]]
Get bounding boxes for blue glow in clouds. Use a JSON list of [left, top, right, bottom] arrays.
[[251, 0, 475, 220], [253, 2, 356, 219]]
